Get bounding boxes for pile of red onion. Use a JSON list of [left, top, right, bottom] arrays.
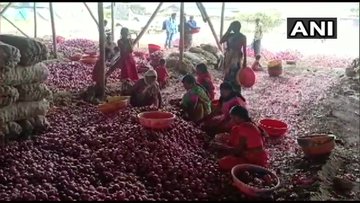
[[0, 104, 244, 201], [246, 46, 303, 61]]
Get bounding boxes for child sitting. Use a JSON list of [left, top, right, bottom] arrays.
[[155, 59, 169, 89], [196, 63, 215, 100], [251, 54, 263, 71]]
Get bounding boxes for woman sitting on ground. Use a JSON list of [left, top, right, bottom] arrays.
[[210, 105, 268, 171], [180, 74, 211, 123], [130, 69, 162, 108], [202, 82, 246, 136], [195, 63, 215, 100]]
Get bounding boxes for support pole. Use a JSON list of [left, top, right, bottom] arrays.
[[220, 3, 225, 39], [2, 16, 29, 38], [97, 2, 106, 99], [34, 2, 37, 38], [133, 2, 163, 46], [179, 2, 184, 62], [0, 2, 12, 16], [111, 2, 115, 41], [84, 3, 99, 27], [49, 2, 57, 58], [197, 2, 222, 52]]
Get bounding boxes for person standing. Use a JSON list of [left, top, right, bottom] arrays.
[[164, 13, 178, 49], [253, 18, 263, 56], [179, 16, 193, 50], [106, 27, 139, 82], [220, 21, 247, 93], [185, 16, 200, 49], [187, 16, 198, 30]]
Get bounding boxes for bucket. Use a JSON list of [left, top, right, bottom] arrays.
[[148, 44, 161, 54]]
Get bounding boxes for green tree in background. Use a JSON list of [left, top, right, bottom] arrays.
[[236, 11, 283, 33]]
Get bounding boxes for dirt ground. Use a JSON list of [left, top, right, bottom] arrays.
[[308, 76, 360, 200]]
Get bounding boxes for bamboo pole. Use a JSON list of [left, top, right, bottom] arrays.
[[111, 2, 115, 41], [197, 2, 222, 52], [2, 16, 29, 38], [179, 2, 184, 62], [133, 2, 163, 46], [0, 2, 12, 16], [97, 2, 106, 99], [220, 3, 225, 39], [84, 3, 99, 28], [34, 2, 37, 38], [49, 3, 57, 58]]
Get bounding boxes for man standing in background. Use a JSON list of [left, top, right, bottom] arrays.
[[253, 18, 263, 56], [164, 13, 178, 49], [187, 16, 198, 29]]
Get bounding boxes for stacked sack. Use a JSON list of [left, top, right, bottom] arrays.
[[165, 44, 224, 74], [0, 35, 51, 142]]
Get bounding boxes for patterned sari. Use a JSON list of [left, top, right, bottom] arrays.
[[181, 85, 211, 122]]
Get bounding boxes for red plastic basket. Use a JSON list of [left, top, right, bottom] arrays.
[[191, 28, 200, 34], [148, 44, 161, 54], [231, 164, 280, 198], [238, 67, 256, 88], [138, 111, 176, 130], [259, 119, 288, 137]]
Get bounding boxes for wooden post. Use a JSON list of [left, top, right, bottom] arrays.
[[34, 2, 37, 38], [2, 16, 29, 38], [197, 2, 222, 52], [220, 3, 225, 39], [84, 3, 99, 28], [49, 3, 57, 58], [133, 2, 163, 46], [97, 2, 105, 99], [179, 2, 184, 62], [0, 2, 12, 16], [111, 2, 115, 41]]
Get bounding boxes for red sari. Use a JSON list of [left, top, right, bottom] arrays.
[[155, 65, 169, 88], [217, 122, 269, 171], [111, 39, 139, 81], [203, 96, 246, 134], [196, 72, 215, 100]]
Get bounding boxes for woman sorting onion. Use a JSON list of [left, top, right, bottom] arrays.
[[179, 74, 211, 123], [202, 82, 247, 136], [210, 105, 269, 171], [130, 70, 162, 109]]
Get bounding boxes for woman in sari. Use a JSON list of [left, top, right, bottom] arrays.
[[195, 63, 215, 100], [130, 70, 162, 108], [202, 82, 247, 136], [220, 21, 247, 93], [210, 105, 269, 171], [106, 27, 139, 82], [180, 74, 211, 123]]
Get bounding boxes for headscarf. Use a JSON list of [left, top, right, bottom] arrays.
[[144, 69, 159, 96], [144, 69, 158, 84]]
